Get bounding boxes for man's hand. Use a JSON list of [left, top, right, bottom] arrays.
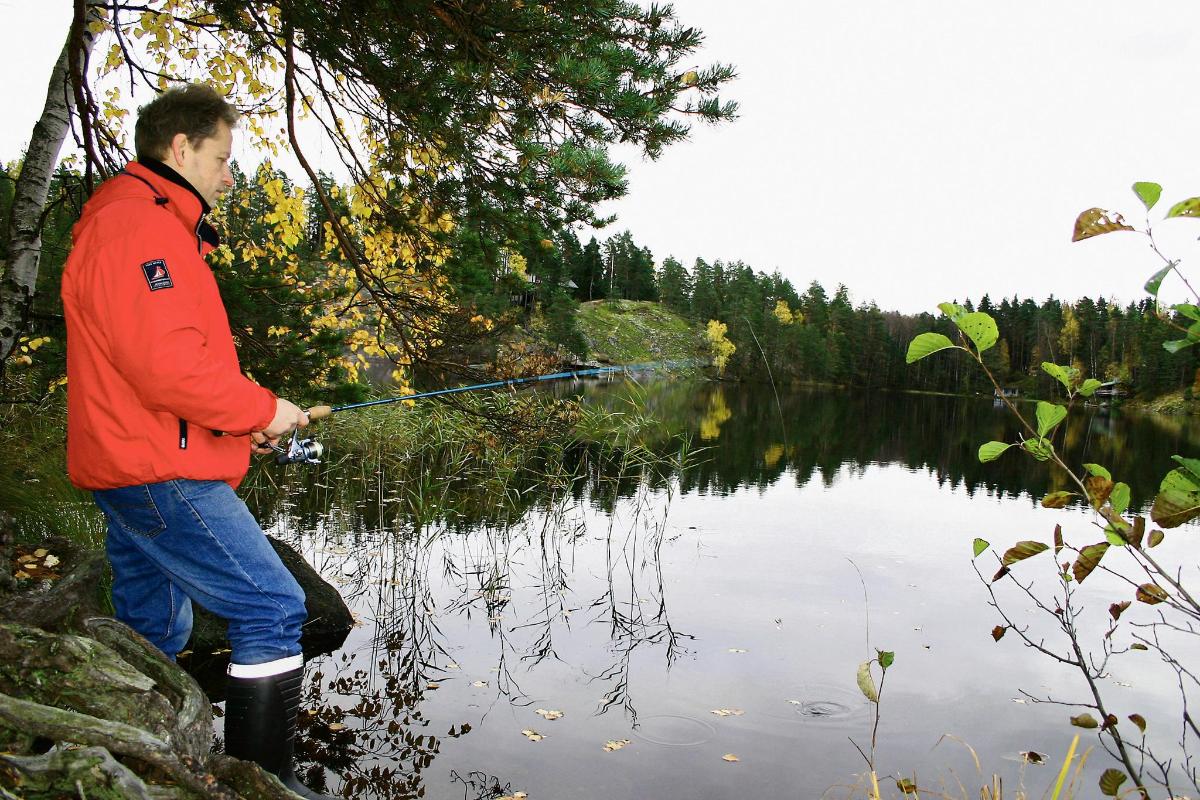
[[258, 398, 309, 443], [250, 430, 276, 455]]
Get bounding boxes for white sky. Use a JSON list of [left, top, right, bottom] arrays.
[[4, 2, 1200, 314]]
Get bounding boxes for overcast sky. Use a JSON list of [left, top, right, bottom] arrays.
[[4, 2, 1200, 314]]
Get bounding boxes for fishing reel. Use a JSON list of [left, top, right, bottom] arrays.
[[269, 429, 324, 466]]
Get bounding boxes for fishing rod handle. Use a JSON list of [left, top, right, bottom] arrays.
[[307, 405, 333, 421]]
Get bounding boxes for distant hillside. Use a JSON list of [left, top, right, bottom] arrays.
[[576, 300, 704, 364]]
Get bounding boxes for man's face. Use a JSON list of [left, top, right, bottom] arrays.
[[173, 120, 234, 207]]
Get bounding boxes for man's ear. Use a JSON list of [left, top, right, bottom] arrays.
[[167, 132, 190, 168]]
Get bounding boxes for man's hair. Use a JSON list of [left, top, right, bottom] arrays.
[[134, 83, 239, 161]]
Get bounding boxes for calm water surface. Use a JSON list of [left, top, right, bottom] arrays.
[[241, 380, 1200, 799]]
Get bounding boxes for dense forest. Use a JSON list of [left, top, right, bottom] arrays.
[[4, 157, 1196, 404]]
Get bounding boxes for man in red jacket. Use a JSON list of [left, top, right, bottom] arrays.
[[62, 84, 333, 799]]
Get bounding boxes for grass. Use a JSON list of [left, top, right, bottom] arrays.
[[575, 299, 704, 364]]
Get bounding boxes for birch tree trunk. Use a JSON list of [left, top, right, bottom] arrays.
[[0, 6, 98, 363]]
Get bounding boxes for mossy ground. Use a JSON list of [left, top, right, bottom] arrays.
[[575, 299, 703, 364]]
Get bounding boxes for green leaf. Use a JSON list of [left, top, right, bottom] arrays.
[[1072, 208, 1135, 241], [1163, 338, 1198, 354], [1173, 303, 1200, 322], [1105, 527, 1129, 547], [1036, 402, 1067, 437], [1149, 529, 1165, 547], [1072, 542, 1109, 583], [937, 302, 967, 320], [953, 312, 999, 354], [972, 538, 990, 557], [1166, 197, 1200, 218], [906, 332, 959, 364], [856, 660, 878, 703], [1041, 362, 1079, 393], [1144, 262, 1174, 298], [1023, 438, 1054, 461], [1083, 463, 1112, 480], [1110, 482, 1131, 516], [1099, 768, 1128, 797], [877, 650, 894, 669], [1152, 468, 1200, 528], [1070, 712, 1099, 729], [1132, 181, 1162, 211], [1131, 643, 1149, 650], [1041, 491, 1074, 509], [1001, 540, 1050, 567], [978, 441, 1012, 463], [895, 777, 917, 795], [1079, 378, 1103, 398], [1171, 455, 1200, 480]]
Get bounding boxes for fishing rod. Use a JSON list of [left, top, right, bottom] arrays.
[[270, 360, 696, 465]]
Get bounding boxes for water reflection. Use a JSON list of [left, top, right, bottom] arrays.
[[246, 379, 1200, 799]]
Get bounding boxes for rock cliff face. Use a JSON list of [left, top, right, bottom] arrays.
[[0, 518, 352, 798]]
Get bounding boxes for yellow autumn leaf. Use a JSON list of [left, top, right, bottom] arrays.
[[521, 729, 544, 742], [710, 708, 744, 717], [722, 754, 740, 762], [603, 739, 631, 752], [534, 708, 564, 721]]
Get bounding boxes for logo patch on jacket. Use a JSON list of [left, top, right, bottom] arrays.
[[141, 259, 174, 291]]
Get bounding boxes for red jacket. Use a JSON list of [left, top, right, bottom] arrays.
[[62, 160, 276, 490]]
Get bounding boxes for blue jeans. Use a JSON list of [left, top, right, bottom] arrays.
[[93, 479, 307, 664]]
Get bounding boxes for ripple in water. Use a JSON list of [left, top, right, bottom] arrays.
[[630, 715, 717, 747]]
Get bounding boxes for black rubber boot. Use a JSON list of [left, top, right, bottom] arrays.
[[224, 665, 335, 799]]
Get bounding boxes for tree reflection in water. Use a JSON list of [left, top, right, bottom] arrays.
[[248, 379, 1200, 799]]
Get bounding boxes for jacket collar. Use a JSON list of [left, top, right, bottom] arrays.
[[123, 160, 221, 251]]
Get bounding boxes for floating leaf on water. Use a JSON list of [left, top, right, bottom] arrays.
[[1070, 713, 1099, 729], [1099, 768, 1128, 797], [787, 700, 803, 705], [727, 648, 747, 653], [991, 626, 1007, 642], [603, 738, 630, 752], [521, 729, 544, 742], [446, 662, 460, 669], [972, 538, 990, 558], [426, 682, 441, 690], [471, 681, 488, 688], [1020, 751, 1045, 765], [328, 722, 345, 732], [722, 754, 740, 763], [1128, 713, 1147, 732], [32, 548, 47, 558], [710, 708, 744, 717], [41, 554, 60, 568], [535, 709, 564, 721], [13, 571, 29, 580]]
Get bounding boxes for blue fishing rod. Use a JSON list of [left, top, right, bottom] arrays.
[[273, 360, 693, 465]]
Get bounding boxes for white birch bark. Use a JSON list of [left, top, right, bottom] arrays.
[[0, 8, 98, 362]]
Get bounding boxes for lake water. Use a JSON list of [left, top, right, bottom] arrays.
[[240, 379, 1200, 799]]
